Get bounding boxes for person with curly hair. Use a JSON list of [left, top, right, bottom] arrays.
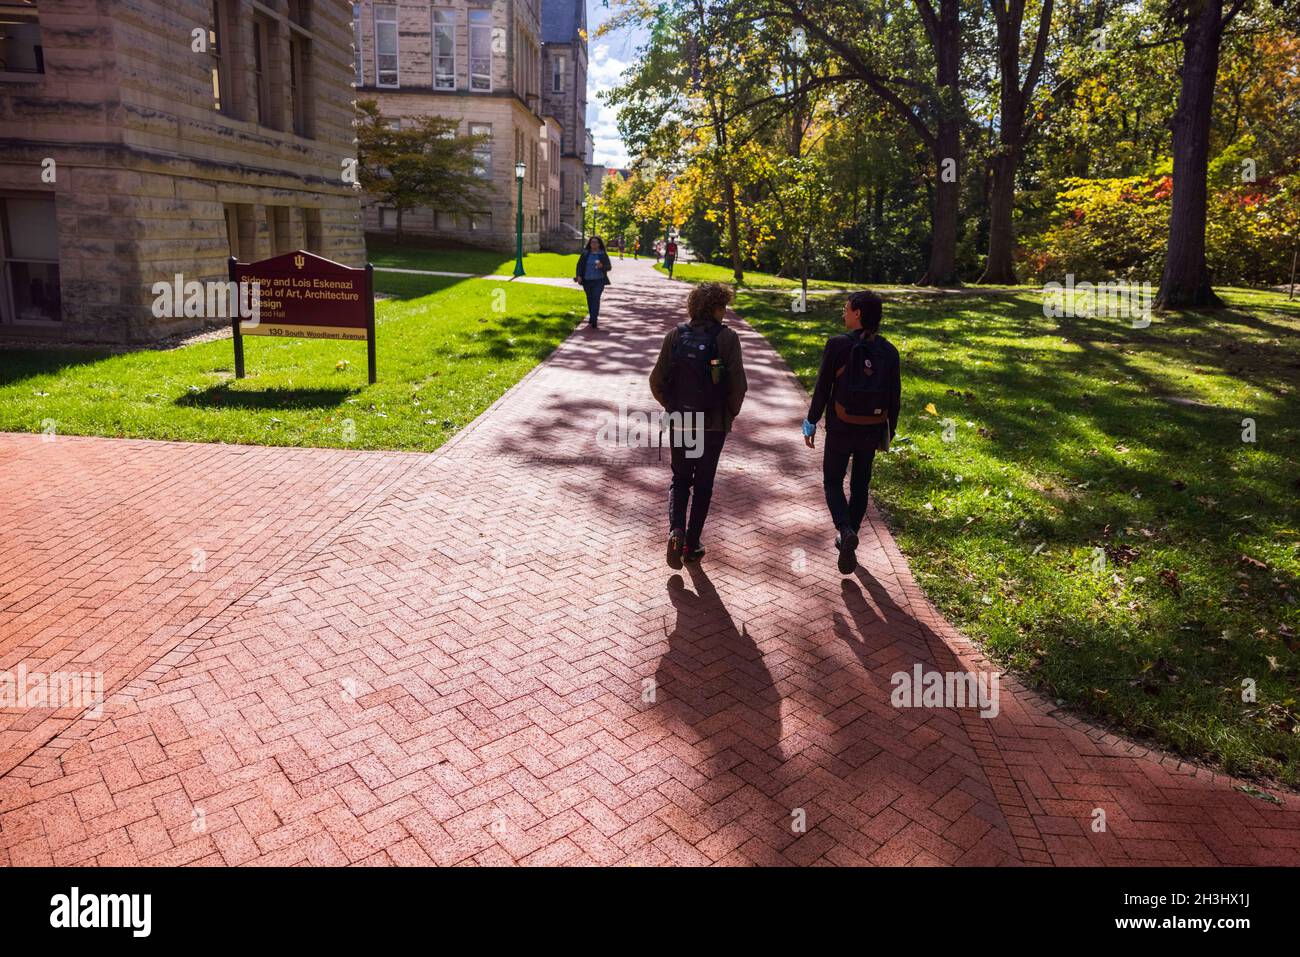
[[649, 282, 748, 567]]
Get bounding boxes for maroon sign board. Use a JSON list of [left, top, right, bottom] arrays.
[[227, 250, 376, 384]]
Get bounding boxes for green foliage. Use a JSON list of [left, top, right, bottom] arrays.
[[1023, 175, 1171, 282]]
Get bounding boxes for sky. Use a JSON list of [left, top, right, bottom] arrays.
[[585, 2, 643, 169]]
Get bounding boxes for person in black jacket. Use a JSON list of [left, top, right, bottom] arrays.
[[574, 237, 612, 328], [802, 290, 901, 574]]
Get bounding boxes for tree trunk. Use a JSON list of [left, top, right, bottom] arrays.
[[917, 2, 961, 286], [920, 116, 961, 286], [979, 148, 1020, 283], [723, 173, 744, 283], [396, 207, 404, 244], [1157, 0, 1226, 310]]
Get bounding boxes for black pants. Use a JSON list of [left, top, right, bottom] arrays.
[[823, 444, 876, 533], [582, 280, 605, 324], [669, 429, 727, 548]]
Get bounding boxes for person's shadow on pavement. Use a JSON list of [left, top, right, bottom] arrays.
[[653, 564, 784, 774]]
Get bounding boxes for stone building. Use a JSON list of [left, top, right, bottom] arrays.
[[353, 0, 588, 252], [538, 0, 587, 244], [0, 0, 365, 343]]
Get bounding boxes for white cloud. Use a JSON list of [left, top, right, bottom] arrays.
[[588, 42, 630, 167]]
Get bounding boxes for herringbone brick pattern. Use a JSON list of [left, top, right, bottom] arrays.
[[1, 259, 1296, 866]]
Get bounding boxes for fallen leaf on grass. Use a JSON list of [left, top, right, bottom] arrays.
[[1159, 569, 1182, 596]]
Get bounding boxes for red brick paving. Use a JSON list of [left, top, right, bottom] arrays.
[[1, 259, 1297, 866]]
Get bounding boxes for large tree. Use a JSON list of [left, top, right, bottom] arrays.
[[976, 0, 1055, 283], [355, 100, 489, 243], [771, 0, 969, 285]]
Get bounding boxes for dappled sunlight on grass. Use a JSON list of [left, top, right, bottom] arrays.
[[739, 285, 1300, 786]]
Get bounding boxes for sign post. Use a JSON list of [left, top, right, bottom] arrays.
[[227, 256, 245, 379], [230, 250, 375, 384]]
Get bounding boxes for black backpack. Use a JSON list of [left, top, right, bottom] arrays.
[[668, 322, 726, 413], [835, 331, 891, 426]]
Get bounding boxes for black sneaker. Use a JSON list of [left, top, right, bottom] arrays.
[[683, 545, 705, 563], [667, 529, 685, 570], [835, 526, 858, 575]]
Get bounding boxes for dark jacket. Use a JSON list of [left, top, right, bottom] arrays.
[[807, 331, 901, 450], [576, 249, 613, 286], [649, 318, 748, 432]]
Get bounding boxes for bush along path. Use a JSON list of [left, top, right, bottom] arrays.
[[0, 259, 1296, 865]]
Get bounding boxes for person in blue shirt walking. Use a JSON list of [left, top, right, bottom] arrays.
[[575, 237, 612, 329]]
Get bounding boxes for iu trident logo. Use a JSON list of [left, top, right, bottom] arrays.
[[293, 253, 305, 269]]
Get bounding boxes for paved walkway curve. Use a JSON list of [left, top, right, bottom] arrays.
[[1, 259, 1297, 866]]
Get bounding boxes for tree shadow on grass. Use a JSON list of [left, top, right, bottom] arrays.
[[174, 384, 359, 410], [0, 348, 115, 389]]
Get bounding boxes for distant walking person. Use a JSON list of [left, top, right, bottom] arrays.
[[649, 282, 747, 568], [575, 236, 612, 329], [664, 238, 678, 278], [803, 291, 900, 574]]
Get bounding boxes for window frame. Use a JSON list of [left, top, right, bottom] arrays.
[[374, 3, 399, 89], [0, 195, 62, 325], [468, 122, 492, 179], [468, 10, 492, 93], [432, 8, 457, 91]]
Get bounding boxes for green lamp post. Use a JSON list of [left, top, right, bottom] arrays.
[[513, 160, 526, 277]]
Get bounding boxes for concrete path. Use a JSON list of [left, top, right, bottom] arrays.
[[1, 258, 1296, 865]]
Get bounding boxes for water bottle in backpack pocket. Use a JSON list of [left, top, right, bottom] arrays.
[[668, 322, 727, 414]]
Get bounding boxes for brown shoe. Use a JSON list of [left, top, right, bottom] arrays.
[[666, 529, 685, 570]]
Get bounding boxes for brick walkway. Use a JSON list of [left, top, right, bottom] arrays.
[[1, 259, 1297, 866]]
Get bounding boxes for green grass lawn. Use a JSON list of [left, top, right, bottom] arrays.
[[657, 260, 854, 290], [737, 285, 1300, 787], [366, 235, 581, 279], [0, 273, 583, 451]]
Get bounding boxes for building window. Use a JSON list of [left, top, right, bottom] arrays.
[[468, 10, 491, 92], [379, 207, 399, 229], [0, 2, 43, 75], [289, 34, 313, 137], [209, 1, 230, 112], [433, 9, 455, 91], [435, 210, 457, 230], [303, 208, 322, 253], [267, 206, 292, 255], [252, 15, 280, 128], [351, 2, 363, 85], [469, 212, 492, 232], [374, 3, 398, 88], [0, 197, 60, 323], [287, 0, 310, 28], [469, 123, 491, 179], [552, 54, 565, 93]]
